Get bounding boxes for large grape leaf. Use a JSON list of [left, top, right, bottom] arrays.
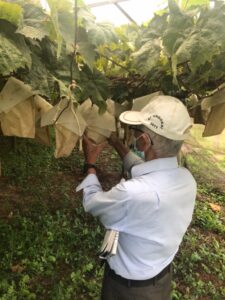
[[175, 3, 225, 73], [19, 40, 71, 99], [78, 6, 96, 26], [197, 5, 225, 47], [161, 0, 224, 83], [45, 0, 65, 58], [0, 0, 22, 26], [58, 10, 75, 50], [168, 0, 182, 14], [39, 37, 58, 68], [129, 14, 168, 74], [175, 31, 216, 72], [86, 22, 118, 47], [132, 39, 161, 74], [74, 65, 109, 112], [158, 1, 192, 83], [77, 7, 119, 71], [76, 27, 97, 71], [46, 0, 73, 12], [206, 53, 225, 82], [163, 1, 193, 56], [116, 23, 139, 46], [46, 0, 87, 57], [77, 41, 96, 71], [0, 20, 31, 75], [79, 6, 118, 47], [137, 14, 168, 44], [190, 37, 218, 73], [20, 50, 50, 96], [0, 34, 28, 75], [17, 3, 50, 40]]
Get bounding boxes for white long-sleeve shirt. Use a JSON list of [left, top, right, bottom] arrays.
[[76, 152, 196, 280]]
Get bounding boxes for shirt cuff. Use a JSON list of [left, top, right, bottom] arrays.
[[76, 173, 101, 192]]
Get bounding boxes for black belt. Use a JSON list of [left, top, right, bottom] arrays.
[[106, 262, 171, 287]]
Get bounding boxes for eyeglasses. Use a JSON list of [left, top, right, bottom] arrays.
[[128, 125, 154, 146], [128, 125, 144, 133]]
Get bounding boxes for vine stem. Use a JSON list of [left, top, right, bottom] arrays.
[[0, 73, 19, 79], [100, 53, 131, 73], [70, 0, 78, 82]]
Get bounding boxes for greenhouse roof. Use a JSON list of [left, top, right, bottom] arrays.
[[84, 0, 167, 26]]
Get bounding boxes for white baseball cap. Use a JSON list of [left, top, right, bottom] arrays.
[[119, 95, 192, 140]]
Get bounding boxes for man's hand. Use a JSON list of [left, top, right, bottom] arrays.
[[83, 135, 107, 164], [108, 133, 129, 159], [108, 133, 121, 147]]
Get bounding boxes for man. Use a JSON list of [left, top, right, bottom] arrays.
[[76, 95, 197, 300]]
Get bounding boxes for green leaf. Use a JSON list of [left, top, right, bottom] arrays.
[[78, 7, 96, 25], [20, 50, 50, 96], [46, 0, 67, 58], [162, 3, 193, 56], [141, 13, 168, 39], [171, 54, 178, 85], [20, 41, 71, 98], [0, 34, 28, 75], [190, 37, 217, 73], [46, 0, 73, 12], [78, 6, 118, 47], [75, 27, 97, 71], [132, 39, 161, 73], [175, 4, 225, 72], [0, 20, 31, 75], [17, 3, 50, 40], [0, 0, 22, 26], [181, 0, 210, 10], [86, 22, 118, 47], [74, 65, 109, 111], [77, 41, 96, 71], [175, 31, 216, 72], [58, 10, 75, 49], [168, 0, 182, 14]]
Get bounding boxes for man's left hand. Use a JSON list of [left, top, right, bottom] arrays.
[[83, 135, 107, 164]]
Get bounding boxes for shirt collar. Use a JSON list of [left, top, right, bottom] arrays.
[[131, 157, 179, 178]]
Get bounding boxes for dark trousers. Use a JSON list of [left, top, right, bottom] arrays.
[[101, 263, 172, 300]]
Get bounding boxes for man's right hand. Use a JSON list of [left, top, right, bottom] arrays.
[[108, 133, 129, 159]]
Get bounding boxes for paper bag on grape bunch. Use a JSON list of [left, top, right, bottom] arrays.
[[0, 77, 35, 138], [34, 95, 53, 145], [201, 87, 225, 137], [78, 99, 116, 144], [106, 99, 131, 141], [41, 98, 86, 158], [106, 99, 130, 118]]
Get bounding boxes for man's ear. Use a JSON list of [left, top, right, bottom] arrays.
[[141, 133, 152, 151]]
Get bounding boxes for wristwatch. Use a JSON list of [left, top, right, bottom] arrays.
[[83, 163, 97, 174]]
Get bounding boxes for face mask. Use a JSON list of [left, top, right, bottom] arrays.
[[132, 135, 145, 160]]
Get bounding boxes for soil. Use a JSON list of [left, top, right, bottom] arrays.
[[0, 146, 122, 218]]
